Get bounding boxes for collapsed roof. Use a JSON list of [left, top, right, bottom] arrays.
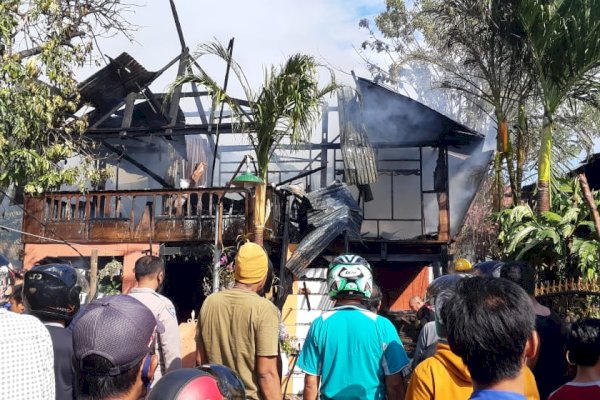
[[285, 78, 493, 276], [356, 77, 484, 148], [355, 77, 493, 239]]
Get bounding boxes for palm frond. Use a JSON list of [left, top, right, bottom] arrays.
[[519, 0, 600, 114], [169, 72, 245, 119], [172, 40, 338, 181], [194, 40, 254, 102]]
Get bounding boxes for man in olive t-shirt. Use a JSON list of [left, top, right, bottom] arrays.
[[196, 242, 281, 400]]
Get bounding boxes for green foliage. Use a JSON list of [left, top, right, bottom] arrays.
[[518, 0, 600, 115], [497, 179, 600, 280], [0, 1, 132, 193], [517, 0, 600, 209], [173, 41, 338, 182]]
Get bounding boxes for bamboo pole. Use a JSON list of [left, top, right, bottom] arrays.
[[253, 183, 267, 245]]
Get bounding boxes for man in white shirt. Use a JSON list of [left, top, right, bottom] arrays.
[[129, 255, 181, 382], [0, 308, 55, 399]]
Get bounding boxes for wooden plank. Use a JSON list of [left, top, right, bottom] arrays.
[[90, 250, 98, 299]]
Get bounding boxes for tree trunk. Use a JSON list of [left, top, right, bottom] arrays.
[[494, 152, 503, 212], [516, 104, 527, 196], [500, 117, 518, 206], [493, 112, 507, 211], [578, 172, 600, 239], [536, 116, 553, 212], [253, 182, 267, 246], [504, 152, 518, 206]]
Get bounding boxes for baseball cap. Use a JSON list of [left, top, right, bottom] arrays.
[[73, 295, 164, 375], [234, 242, 268, 284]]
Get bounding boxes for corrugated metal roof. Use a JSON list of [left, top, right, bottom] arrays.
[[356, 77, 483, 147]]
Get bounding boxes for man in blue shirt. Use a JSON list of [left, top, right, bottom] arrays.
[[442, 277, 539, 400], [297, 254, 409, 399]]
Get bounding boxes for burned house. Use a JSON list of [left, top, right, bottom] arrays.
[[16, 44, 491, 393], [284, 78, 492, 313], [19, 48, 491, 314]]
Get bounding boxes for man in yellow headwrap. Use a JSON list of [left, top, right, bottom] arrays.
[[195, 242, 281, 400]]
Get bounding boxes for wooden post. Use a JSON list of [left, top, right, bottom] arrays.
[[578, 172, 600, 238], [320, 104, 329, 188], [435, 147, 450, 242], [90, 249, 98, 300], [277, 192, 291, 308]]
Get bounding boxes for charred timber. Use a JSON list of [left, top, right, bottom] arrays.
[[85, 123, 240, 139]]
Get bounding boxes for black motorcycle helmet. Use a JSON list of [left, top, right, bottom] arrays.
[[23, 264, 81, 321], [472, 260, 504, 278], [148, 365, 245, 400], [198, 364, 245, 399]]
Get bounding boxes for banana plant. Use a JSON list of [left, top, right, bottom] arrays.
[[497, 178, 600, 280]]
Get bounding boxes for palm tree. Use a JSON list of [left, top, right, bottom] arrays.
[[175, 41, 337, 244], [416, 0, 535, 208], [518, 0, 600, 212]]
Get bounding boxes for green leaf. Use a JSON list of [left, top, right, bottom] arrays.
[[561, 208, 580, 225], [561, 224, 576, 239], [516, 240, 544, 260], [541, 211, 562, 223], [508, 225, 538, 254], [538, 229, 561, 245], [509, 205, 535, 223]]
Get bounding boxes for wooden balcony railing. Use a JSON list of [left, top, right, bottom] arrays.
[[22, 188, 253, 244]]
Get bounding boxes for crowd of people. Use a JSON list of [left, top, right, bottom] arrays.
[[0, 246, 599, 400]]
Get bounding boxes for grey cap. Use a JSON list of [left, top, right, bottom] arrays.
[[73, 294, 164, 376]]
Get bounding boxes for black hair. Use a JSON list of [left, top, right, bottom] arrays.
[[9, 284, 22, 302], [500, 261, 536, 295], [362, 282, 382, 312], [76, 355, 143, 400], [442, 277, 535, 387], [134, 256, 164, 281], [259, 258, 274, 297], [35, 256, 70, 266], [567, 318, 600, 366]]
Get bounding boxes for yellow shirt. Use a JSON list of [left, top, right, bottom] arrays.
[[407, 342, 540, 400], [196, 288, 280, 400]]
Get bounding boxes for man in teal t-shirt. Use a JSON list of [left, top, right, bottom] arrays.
[[297, 255, 409, 399]]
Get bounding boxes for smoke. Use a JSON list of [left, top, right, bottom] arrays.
[[356, 77, 494, 240]]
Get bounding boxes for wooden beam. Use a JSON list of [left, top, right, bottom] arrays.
[[363, 254, 444, 263], [85, 123, 237, 139]]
